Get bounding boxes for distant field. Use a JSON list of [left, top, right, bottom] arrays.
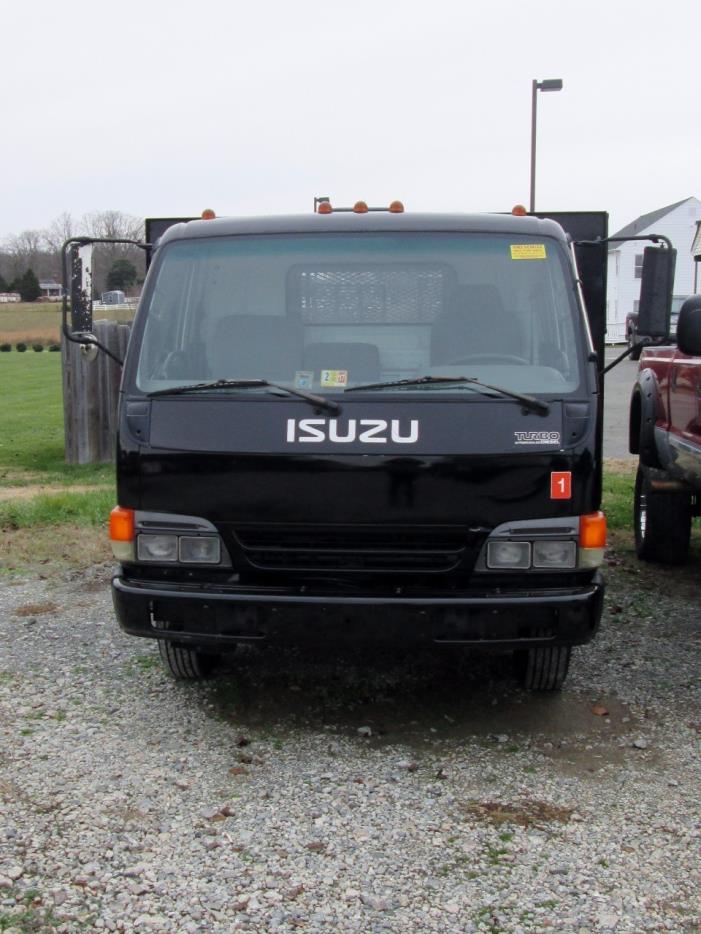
[[0, 302, 134, 345]]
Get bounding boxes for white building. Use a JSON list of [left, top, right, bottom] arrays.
[[606, 196, 701, 342], [39, 280, 63, 301]]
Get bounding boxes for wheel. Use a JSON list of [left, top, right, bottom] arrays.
[[446, 354, 529, 366], [516, 643, 571, 691], [634, 465, 691, 564], [158, 640, 217, 680]]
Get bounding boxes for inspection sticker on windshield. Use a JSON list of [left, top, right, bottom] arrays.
[[320, 369, 348, 388], [510, 243, 547, 260], [294, 371, 314, 390]]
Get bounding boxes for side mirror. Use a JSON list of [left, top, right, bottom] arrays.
[[636, 246, 676, 339], [677, 296, 701, 357], [70, 243, 94, 334]]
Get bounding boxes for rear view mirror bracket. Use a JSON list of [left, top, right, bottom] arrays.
[[575, 233, 675, 374]]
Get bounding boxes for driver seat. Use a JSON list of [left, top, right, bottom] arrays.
[[431, 285, 523, 365]]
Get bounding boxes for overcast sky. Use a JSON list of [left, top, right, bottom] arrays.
[[1, 0, 698, 240]]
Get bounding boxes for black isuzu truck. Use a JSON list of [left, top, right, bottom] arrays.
[[63, 201, 675, 689]]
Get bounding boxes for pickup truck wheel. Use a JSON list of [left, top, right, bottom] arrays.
[[158, 640, 216, 680], [634, 466, 691, 564], [516, 642, 571, 691]]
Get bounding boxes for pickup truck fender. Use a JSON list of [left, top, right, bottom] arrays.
[[629, 368, 664, 469]]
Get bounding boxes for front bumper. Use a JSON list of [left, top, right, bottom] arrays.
[[112, 573, 604, 650]]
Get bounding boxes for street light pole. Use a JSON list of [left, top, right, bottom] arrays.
[[529, 78, 563, 213]]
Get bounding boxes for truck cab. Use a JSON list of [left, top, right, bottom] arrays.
[[98, 205, 613, 690]]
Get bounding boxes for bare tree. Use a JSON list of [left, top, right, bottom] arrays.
[[3, 229, 47, 280], [43, 212, 79, 254], [83, 210, 143, 241]]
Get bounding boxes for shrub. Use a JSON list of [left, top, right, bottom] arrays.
[[32, 343, 44, 352], [0, 343, 11, 352], [48, 344, 60, 352], [16, 342, 27, 352]]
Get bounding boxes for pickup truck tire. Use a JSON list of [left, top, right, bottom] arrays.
[[158, 640, 216, 680], [517, 642, 571, 691], [634, 466, 691, 564]]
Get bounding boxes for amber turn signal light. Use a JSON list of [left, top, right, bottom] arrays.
[[110, 506, 135, 542], [512, 204, 528, 216], [389, 200, 405, 213], [201, 208, 216, 220], [317, 201, 333, 214], [353, 201, 369, 214], [579, 511, 606, 549]]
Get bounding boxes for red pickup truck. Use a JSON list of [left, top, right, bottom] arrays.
[[629, 296, 701, 563]]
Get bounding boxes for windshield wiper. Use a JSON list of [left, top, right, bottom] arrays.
[[147, 378, 341, 414], [344, 375, 549, 415]]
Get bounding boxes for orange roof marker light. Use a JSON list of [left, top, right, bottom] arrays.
[[314, 196, 406, 214], [512, 204, 528, 216], [201, 208, 216, 220]]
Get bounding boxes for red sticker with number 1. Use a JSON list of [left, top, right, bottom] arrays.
[[550, 471, 572, 500]]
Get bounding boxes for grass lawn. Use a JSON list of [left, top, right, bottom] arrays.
[[0, 352, 113, 483], [0, 353, 115, 572], [602, 465, 635, 531]]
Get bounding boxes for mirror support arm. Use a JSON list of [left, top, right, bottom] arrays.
[[574, 233, 673, 251], [601, 340, 666, 375], [61, 237, 149, 366]]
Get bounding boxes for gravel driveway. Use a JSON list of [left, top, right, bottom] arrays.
[[1, 549, 699, 933]]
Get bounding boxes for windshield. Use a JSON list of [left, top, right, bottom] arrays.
[[135, 232, 583, 396]]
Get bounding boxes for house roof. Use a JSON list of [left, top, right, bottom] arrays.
[[608, 197, 693, 250]]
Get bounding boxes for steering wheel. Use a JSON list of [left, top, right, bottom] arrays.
[[445, 353, 530, 366]]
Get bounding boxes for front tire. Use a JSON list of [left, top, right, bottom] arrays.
[[158, 640, 216, 680], [516, 643, 571, 691], [634, 466, 691, 564]]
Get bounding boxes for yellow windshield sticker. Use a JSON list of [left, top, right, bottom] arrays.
[[320, 369, 348, 388], [511, 243, 547, 260]]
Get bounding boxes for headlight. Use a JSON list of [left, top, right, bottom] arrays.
[[487, 541, 531, 569], [532, 540, 577, 568], [179, 536, 221, 564], [137, 534, 178, 562]]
